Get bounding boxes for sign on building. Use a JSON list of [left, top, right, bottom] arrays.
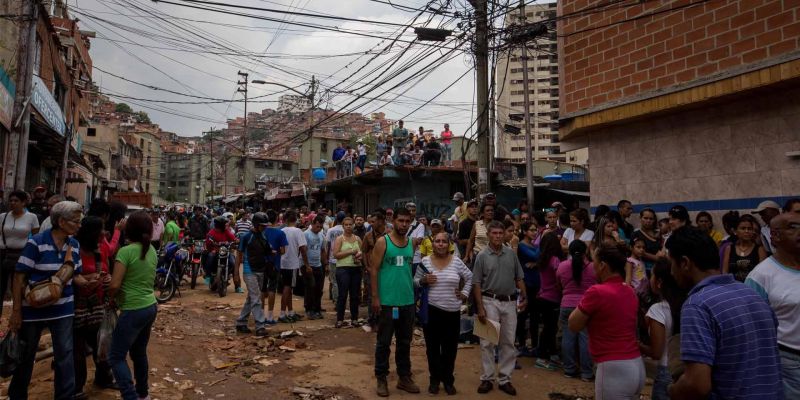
[[31, 75, 66, 136], [0, 65, 14, 130]]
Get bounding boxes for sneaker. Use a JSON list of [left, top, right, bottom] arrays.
[[376, 377, 389, 397], [235, 287, 244, 293], [563, 372, 579, 379], [265, 319, 277, 326], [477, 380, 493, 394], [444, 384, 457, 395], [291, 313, 304, 321], [397, 375, 420, 393], [335, 320, 343, 328], [498, 382, 517, 396], [428, 382, 440, 394], [534, 358, 557, 371], [254, 328, 268, 337], [235, 325, 252, 334], [277, 316, 292, 323]]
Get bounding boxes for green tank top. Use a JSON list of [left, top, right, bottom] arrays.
[[379, 234, 414, 306], [338, 239, 360, 267]]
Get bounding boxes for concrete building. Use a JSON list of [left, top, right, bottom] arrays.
[[132, 126, 162, 197], [217, 155, 299, 195], [160, 152, 212, 204], [558, 0, 800, 216], [496, 2, 571, 163]]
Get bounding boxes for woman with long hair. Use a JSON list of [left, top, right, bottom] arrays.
[[108, 211, 158, 400], [721, 214, 767, 282], [516, 222, 540, 356], [465, 203, 494, 263], [73, 216, 116, 398], [533, 232, 565, 370], [556, 240, 596, 381], [561, 208, 593, 252], [591, 215, 626, 253], [569, 243, 645, 399], [415, 232, 472, 395], [332, 216, 363, 328], [631, 208, 660, 273], [0, 190, 39, 318]]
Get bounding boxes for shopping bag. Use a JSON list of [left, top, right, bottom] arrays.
[[0, 332, 25, 378], [97, 306, 118, 361]]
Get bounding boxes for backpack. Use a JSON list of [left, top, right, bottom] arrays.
[[246, 232, 272, 273]]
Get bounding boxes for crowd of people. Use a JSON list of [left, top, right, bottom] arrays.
[[331, 121, 455, 179], [0, 182, 798, 400]]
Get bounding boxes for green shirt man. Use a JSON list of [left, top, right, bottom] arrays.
[[162, 220, 181, 245]]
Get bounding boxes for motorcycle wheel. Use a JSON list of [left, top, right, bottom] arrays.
[[190, 262, 199, 289], [155, 272, 176, 303], [217, 265, 228, 297]]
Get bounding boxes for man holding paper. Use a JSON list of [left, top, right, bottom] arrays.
[[472, 221, 527, 396]]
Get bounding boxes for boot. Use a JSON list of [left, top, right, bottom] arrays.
[[376, 376, 389, 397], [397, 375, 420, 393]]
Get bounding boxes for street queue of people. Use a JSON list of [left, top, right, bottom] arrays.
[[0, 185, 798, 400]]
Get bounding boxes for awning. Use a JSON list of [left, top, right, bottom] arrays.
[[548, 188, 590, 197], [290, 188, 304, 197], [223, 194, 243, 203]]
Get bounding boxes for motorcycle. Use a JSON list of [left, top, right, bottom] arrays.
[[208, 241, 234, 297], [184, 238, 204, 289], [155, 242, 190, 303]]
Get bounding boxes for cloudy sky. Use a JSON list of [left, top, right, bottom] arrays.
[[69, 0, 510, 138]]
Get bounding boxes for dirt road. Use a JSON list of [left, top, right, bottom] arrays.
[[3, 281, 626, 400]]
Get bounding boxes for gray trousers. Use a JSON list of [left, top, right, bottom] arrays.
[[479, 297, 517, 384], [595, 357, 645, 400], [236, 273, 266, 330], [328, 262, 338, 301]]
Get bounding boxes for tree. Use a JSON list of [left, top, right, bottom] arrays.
[[349, 133, 377, 158], [135, 111, 151, 124], [115, 103, 133, 114]]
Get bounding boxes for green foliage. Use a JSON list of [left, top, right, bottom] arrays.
[[135, 111, 151, 124], [115, 103, 133, 114]]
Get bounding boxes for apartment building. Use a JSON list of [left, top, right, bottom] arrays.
[[496, 2, 575, 163]]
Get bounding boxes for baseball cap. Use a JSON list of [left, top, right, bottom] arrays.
[[430, 219, 443, 226], [485, 192, 496, 198], [551, 201, 564, 208], [452, 192, 464, 201], [752, 200, 780, 213], [405, 202, 416, 209]]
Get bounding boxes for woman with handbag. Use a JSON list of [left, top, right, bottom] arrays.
[[73, 216, 117, 399], [9, 201, 89, 400], [0, 190, 40, 319], [107, 211, 158, 400], [415, 232, 473, 395]]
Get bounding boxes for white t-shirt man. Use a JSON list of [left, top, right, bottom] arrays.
[[407, 219, 426, 264], [326, 224, 344, 265], [645, 300, 673, 367], [280, 226, 307, 270], [0, 211, 40, 250], [745, 256, 800, 351], [562, 227, 594, 246]]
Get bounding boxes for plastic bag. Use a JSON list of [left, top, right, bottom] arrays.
[[0, 332, 25, 378], [97, 306, 118, 361]]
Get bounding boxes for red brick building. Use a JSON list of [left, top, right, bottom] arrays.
[[558, 0, 800, 214]]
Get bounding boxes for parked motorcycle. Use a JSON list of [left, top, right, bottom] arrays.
[[155, 242, 190, 303], [208, 241, 234, 297], [184, 238, 204, 289]]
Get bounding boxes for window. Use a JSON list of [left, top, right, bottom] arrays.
[[145, 183, 150, 192], [281, 163, 292, 171], [146, 169, 150, 179], [139, 138, 144, 148], [511, 147, 526, 152], [54, 77, 66, 111], [87, 128, 96, 137], [320, 140, 328, 153]]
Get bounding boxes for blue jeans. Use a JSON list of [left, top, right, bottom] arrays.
[[559, 307, 592, 378], [652, 365, 672, 400], [335, 267, 362, 321], [9, 316, 75, 400], [204, 251, 234, 278], [237, 273, 266, 330], [357, 155, 366, 172], [782, 349, 800, 399], [442, 143, 452, 161], [109, 304, 157, 400]]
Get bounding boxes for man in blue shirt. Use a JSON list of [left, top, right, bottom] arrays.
[[332, 143, 346, 179], [667, 226, 783, 400], [235, 212, 271, 336], [263, 209, 288, 325]]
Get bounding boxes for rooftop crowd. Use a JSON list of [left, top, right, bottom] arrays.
[[0, 182, 798, 400]]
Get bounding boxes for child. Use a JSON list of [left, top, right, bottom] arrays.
[[639, 259, 676, 400], [658, 218, 671, 243], [626, 237, 648, 294]]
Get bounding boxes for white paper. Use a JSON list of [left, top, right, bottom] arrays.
[[473, 318, 500, 345]]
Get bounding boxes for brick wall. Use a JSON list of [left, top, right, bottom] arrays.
[[558, 0, 800, 116]]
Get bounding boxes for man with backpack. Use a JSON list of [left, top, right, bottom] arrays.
[[235, 212, 273, 337]]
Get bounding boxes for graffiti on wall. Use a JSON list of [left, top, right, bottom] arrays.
[[393, 197, 453, 219]]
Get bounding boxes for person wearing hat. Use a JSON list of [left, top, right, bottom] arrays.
[[753, 200, 781, 254], [483, 193, 510, 222], [420, 219, 454, 257], [356, 138, 368, 174], [28, 185, 49, 223]]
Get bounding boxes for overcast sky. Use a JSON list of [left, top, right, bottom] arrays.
[[71, 0, 493, 138]]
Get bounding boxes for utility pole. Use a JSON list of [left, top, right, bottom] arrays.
[[59, 126, 72, 195], [518, 0, 535, 213], [237, 71, 248, 193], [5, 0, 38, 193], [207, 127, 215, 201], [472, 0, 491, 196], [307, 75, 316, 185]]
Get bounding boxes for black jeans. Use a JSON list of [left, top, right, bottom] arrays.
[[74, 324, 114, 392], [534, 298, 560, 359], [304, 267, 325, 313], [375, 304, 415, 378], [335, 267, 362, 321], [516, 284, 540, 349], [423, 305, 460, 386]]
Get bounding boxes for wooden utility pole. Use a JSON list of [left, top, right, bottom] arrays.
[[472, 0, 491, 196], [307, 75, 316, 184], [237, 71, 248, 192], [519, 0, 535, 213], [5, 0, 37, 193]]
